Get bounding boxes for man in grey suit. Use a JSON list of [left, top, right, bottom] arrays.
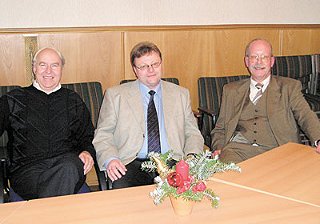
[[211, 38, 320, 163], [93, 41, 204, 189]]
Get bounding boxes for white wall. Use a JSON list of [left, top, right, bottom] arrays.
[[0, 0, 319, 28]]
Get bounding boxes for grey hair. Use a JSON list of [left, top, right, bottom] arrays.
[[32, 47, 65, 66]]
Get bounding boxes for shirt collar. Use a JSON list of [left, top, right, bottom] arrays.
[[250, 75, 271, 90], [33, 80, 61, 95], [138, 80, 162, 97]]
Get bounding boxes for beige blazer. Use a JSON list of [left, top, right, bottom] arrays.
[[93, 80, 204, 170], [211, 76, 320, 150]]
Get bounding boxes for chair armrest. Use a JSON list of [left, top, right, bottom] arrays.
[[93, 157, 109, 191], [0, 147, 8, 203], [198, 107, 216, 117], [192, 110, 202, 129], [0, 158, 5, 203], [198, 107, 218, 128]]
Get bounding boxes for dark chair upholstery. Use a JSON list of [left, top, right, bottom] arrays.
[[198, 75, 250, 148], [0, 85, 20, 203], [272, 55, 320, 116], [61, 82, 109, 191], [311, 54, 320, 96]]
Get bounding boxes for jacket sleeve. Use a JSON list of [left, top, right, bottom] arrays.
[[289, 81, 320, 143], [182, 89, 204, 155], [73, 94, 96, 158], [211, 85, 228, 151]]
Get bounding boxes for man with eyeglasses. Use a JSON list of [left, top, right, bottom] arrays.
[[93, 41, 204, 189], [211, 38, 320, 163], [0, 48, 95, 200]]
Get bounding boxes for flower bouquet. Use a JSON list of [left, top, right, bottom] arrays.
[[141, 151, 241, 215]]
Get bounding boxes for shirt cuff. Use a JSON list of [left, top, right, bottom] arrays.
[[314, 140, 320, 147]]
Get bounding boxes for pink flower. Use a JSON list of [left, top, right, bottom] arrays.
[[176, 178, 192, 194], [192, 181, 207, 193]]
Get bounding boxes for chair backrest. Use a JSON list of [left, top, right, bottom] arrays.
[[61, 82, 103, 128], [272, 55, 313, 94], [0, 85, 20, 148], [198, 75, 249, 147], [311, 54, 320, 95], [198, 76, 249, 115], [120, 78, 180, 85], [61, 82, 108, 190]]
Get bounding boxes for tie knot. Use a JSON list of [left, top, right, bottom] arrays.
[[149, 90, 156, 96], [255, 83, 263, 90]]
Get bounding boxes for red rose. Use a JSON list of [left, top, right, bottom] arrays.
[[167, 172, 183, 187]]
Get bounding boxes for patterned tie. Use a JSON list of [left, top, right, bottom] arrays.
[[252, 83, 264, 105], [147, 90, 161, 153]]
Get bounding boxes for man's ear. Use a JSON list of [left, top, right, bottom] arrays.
[[244, 56, 249, 68], [270, 56, 275, 67]]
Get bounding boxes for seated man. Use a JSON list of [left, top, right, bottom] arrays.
[[93, 41, 204, 189], [0, 48, 95, 200], [211, 38, 320, 163]]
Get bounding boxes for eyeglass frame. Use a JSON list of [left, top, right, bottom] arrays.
[[134, 60, 162, 71], [246, 54, 273, 62]]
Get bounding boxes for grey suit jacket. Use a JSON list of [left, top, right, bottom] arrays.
[[93, 80, 204, 170], [211, 76, 320, 150]]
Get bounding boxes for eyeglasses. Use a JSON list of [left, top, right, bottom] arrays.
[[135, 61, 162, 71], [247, 55, 271, 62]]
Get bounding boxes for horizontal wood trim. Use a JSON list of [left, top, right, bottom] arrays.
[[1, 24, 320, 34]]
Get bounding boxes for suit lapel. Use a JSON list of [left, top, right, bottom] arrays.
[[266, 76, 281, 119], [226, 80, 250, 141], [161, 81, 174, 132], [126, 80, 145, 133], [162, 81, 175, 115]]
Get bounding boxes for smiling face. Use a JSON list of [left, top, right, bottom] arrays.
[[32, 48, 63, 93], [133, 51, 162, 89], [245, 39, 275, 83]]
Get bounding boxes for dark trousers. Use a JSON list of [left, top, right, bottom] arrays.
[[10, 153, 85, 200], [111, 159, 157, 189]]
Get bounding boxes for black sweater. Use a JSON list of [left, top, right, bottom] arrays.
[[0, 85, 95, 174]]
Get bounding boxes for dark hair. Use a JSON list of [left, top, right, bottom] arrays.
[[130, 41, 162, 67]]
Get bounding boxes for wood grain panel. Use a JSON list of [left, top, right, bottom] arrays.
[[38, 31, 123, 92], [0, 34, 26, 86], [281, 28, 320, 55]]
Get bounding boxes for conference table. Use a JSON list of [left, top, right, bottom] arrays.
[[213, 142, 320, 207], [1, 142, 320, 223]]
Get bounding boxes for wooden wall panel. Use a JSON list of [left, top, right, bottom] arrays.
[[281, 28, 320, 55], [0, 35, 26, 85], [38, 31, 123, 92]]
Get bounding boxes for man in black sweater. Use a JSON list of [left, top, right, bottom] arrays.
[[0, 48, 95, 200]]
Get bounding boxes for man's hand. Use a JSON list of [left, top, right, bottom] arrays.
[[79, 151, 94, 175], [106, 159, 127, 181], [212, 149, 221, 158]]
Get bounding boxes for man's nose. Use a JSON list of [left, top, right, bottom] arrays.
[[147, 65, 155, 72], [45, 65, 52, 73]]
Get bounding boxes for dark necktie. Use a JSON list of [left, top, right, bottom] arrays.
[[147, 90, 161, 153], [252, 83, 264, 105]]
